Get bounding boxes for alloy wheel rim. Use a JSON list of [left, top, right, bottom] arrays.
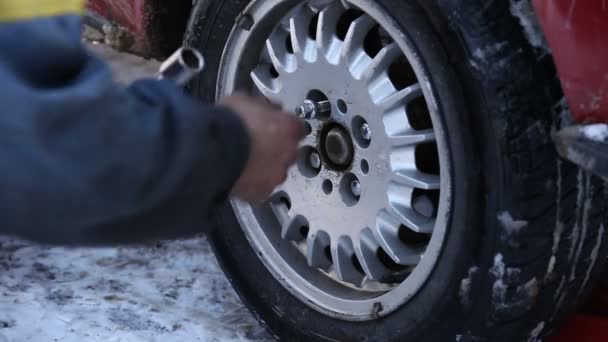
[[218, 0, 452, 320]]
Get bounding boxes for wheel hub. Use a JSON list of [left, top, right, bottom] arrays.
[[321, 124, 354, 169]]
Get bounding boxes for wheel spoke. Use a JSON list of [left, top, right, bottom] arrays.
[[270, 199, 290, 225], [379, 84, 423, 110], [289, 10, 317, 63], [250, 66, 281, 102], [316, 3, 343, 64], [284, 216, 308, 240], [332, 237, 364, 284], [387, 182, 435, 233], [307, 230, 332, 269], [391, 207, 434, 234], [374, 210, 423, 265], [354, 228, 393, 281], [369, 74, 395, 106], [392, 170, 441, 190], [341, 15, 375, 64], [360, 43, 400, 81], [271, 200, 304, 240], [266, 28, 296, 73], [390, 129, 436, 147], [382, 107, 411, 136]]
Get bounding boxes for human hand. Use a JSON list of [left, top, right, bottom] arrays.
[[220, 93, 305, 203]]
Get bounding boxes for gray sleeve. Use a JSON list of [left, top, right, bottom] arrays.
[[0, 16, 250, 245]]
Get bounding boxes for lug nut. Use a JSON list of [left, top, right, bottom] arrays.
[[350, 179, 361, 197], [360, 123, 371, 140], [309, 152, 321, 169], [295, 100, 331, 120], [296, 100, 317, 119]]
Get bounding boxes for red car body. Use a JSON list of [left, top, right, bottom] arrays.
[[533, 0, 608, 123]]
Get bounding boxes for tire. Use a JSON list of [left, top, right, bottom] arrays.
[[185, 0, 608, 341]]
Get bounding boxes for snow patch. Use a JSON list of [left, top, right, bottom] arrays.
[[459, 266, 479, 308], [491, 254, 507, 304], [473, 42, 508, 61], [570, 174, 592, 281], [552, 221, 565, 256], [579, 224, 605, 296], [568, 170, 586, 262], [521, 277, 540, 300], [545, 256, 556, 281], [582, 124, 608, 142], [510, 0, 551, 53], [554, 275, 566, 301], [554, 291, 568, 320], [528, 321, 545, 342], [554, 97, 575, 128], [548, 160, 565, 281], [498, 211, 528, 235], [490, 254, 540, 312], [0, 236, 270, 341], [491, 254, 506, 279]]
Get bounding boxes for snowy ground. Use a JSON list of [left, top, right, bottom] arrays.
[[0, 44, 271, 342]]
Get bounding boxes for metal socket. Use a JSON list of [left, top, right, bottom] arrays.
[[158, 47, 205, 86]]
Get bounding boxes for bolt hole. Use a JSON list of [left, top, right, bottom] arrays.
[[297, 146, 321, 178], [339, 173, 360, 206], [352, 116, 371, 148], [279, 196, 291, 210], [376, 247, 407, 272], [322, 180, 333, 194], [361, 159, 369, 175], [337, 99, 348, 114], [303, 121, 312, 136]]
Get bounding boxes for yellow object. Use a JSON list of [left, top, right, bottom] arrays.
[[0, 0, 84, 22]]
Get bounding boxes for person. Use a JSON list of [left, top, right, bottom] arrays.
[[0, 1, 304, 244]]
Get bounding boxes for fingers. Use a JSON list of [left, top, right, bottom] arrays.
[[222, 93, 282, 111], [285, 149, 299, 167], [227, 92, 308, 204], [284, 114, 306, 140]]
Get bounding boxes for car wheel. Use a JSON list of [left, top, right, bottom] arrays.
[[186, 0, 608, 340]]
